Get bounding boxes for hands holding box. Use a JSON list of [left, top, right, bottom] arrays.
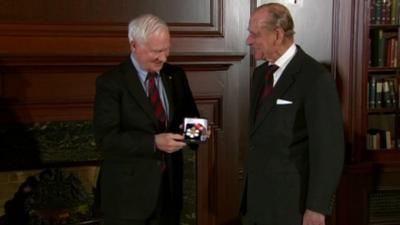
[[183, 118, 209, 143]]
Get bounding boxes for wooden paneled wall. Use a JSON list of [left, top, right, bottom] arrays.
[[0, 1, 252, 225]]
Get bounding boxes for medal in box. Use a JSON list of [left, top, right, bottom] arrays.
[[183, 118, 208, 143]]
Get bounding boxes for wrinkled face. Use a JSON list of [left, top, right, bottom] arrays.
[[131, 29, 170, 72], [246, 12, 278, 61]]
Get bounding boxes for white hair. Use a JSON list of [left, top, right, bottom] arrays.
[[128, 14, 169, 45]]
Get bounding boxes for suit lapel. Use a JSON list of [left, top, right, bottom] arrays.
[[250, 50, 305, 135], [251, 70, 295, 134], [122, 59, 160, 127]]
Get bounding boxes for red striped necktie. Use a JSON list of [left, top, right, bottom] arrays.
[[147, 72, 166, 128], [147, 72, 167, 172]]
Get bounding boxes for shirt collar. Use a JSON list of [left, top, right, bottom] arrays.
[[269, 43, 297, 86], [273, 43, 297, 69]]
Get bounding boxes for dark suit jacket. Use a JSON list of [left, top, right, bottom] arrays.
[[242, 46, 344, 225], [93, 58, 199, 220]]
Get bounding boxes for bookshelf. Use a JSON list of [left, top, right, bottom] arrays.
[[333, 0, 400, 224], [367, 0, 400, 160]]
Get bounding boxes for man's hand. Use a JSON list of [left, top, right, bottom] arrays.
[[155, 133, 186, 153], [303, 209, 325, 225]]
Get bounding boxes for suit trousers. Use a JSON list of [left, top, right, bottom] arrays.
[[102, 169, 180, 225]]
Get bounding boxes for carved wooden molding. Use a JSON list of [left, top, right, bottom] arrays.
[[0, 52, 241, 124], [0, 53, 245, 73], [0, 53, 245, 66], [0, 0, 223, 38], [196, 96, 222, 128]]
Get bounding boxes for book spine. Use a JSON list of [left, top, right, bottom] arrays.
[[376, 80, 383, 108], [388, 79, 397, 108], [383, 80, 392, 107], [370, 76, 377, 109]]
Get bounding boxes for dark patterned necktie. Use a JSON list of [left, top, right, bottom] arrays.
[[256, 64, 279, 113], [147, 72, 166, 128], [147, 72, 167, 172]]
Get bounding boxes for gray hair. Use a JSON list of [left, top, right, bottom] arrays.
[[128, 14, 169, 45], [255, 3, 295, 37]]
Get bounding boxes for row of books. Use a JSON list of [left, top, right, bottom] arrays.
[[368, 77, 398, 109], [369, 30, 398, 67], [367, 129, 398, 149], [370, 0, 399, 25]]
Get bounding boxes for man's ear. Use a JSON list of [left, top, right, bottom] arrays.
[[275, 27, 285, 43], [130, 41, 137, 52]]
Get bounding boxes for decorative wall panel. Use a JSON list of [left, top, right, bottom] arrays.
[[0, 0, 251, 224]]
